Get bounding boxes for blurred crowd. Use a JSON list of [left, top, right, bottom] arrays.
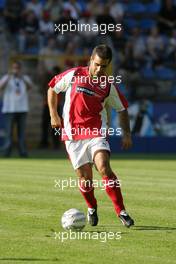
[[0, 0, 176, 155], [0, 0, 176, 93]]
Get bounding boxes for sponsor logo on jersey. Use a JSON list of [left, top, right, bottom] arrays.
[[76, 86, 95, 96]]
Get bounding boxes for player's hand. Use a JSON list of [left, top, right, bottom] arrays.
[[50, 115, 62, 128], [121, 133, 133, 150]]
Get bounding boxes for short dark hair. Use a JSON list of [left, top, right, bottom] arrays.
[[91, 44, 112, 62]]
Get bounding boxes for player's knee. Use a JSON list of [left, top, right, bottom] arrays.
[[79, 176, 93, 191], [97, 162, 112, 176], [76, 164, 92, 180]]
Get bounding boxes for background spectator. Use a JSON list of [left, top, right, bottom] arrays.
[[38, 36, 61, 73], [0, 61, 32, 157], [0, 0, 176, 152], [158, 0, 176, 34], [39, 66, 62, 149]]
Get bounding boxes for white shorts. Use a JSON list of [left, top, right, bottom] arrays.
[[65, 137, 110, 170]]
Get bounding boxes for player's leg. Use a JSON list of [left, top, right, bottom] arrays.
[[16, 112, 28, 157], [94, 150, 134, 227], [3, 113, 14, 157], [94, 150, 125, 214], [75, 163, 98, 226], [76, 163, 96, 209], [65, 139, 98, 226]]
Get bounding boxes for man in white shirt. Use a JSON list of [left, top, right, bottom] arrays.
[[0, 61, 32, 157]]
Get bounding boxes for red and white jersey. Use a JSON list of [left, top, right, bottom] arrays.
[[48, 66, 128, 140]]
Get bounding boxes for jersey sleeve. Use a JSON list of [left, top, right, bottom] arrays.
[[23, 75, 33, 86], [105, 83, 128, 112], [48, 68, 75, 94], [0, 74, 9, 86]]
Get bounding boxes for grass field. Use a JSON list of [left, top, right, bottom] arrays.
[[0, 151, 176, 264]]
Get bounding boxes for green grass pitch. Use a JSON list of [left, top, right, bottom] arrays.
[[0, 152, 176, 264]]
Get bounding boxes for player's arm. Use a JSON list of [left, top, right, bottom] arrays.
[[106, 84, 132, 150], [105, 103, 111, 128], [118, 109, 132, 150], [48, 87, 62, 128], [47, 68, 75, 128], [22, 75, 33, 90], [0, 75, 10, 91]]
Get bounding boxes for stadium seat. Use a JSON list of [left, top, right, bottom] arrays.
[[139, 19, 157, 30], [124, 18, 139, 29], [126, 3, 146, 14], [0, 0, 5, 8], [155, 67, 176, 80], [77, 0, 88, 12], [161, 35, 169, 46], [170, 83, 176, 96], [141, 67, 155, 79], [146, 2, 161, 14]]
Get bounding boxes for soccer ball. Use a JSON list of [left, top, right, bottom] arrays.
[[61, 208, 86, 231]]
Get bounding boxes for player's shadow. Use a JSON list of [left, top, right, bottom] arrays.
[[86, 225, 128, 234], [133, 225, 176, 231], [0, 258, 59, 262], [86, 225, 176, 233]]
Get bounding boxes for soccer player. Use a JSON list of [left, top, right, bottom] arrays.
[[48, 44, 134, 228]]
